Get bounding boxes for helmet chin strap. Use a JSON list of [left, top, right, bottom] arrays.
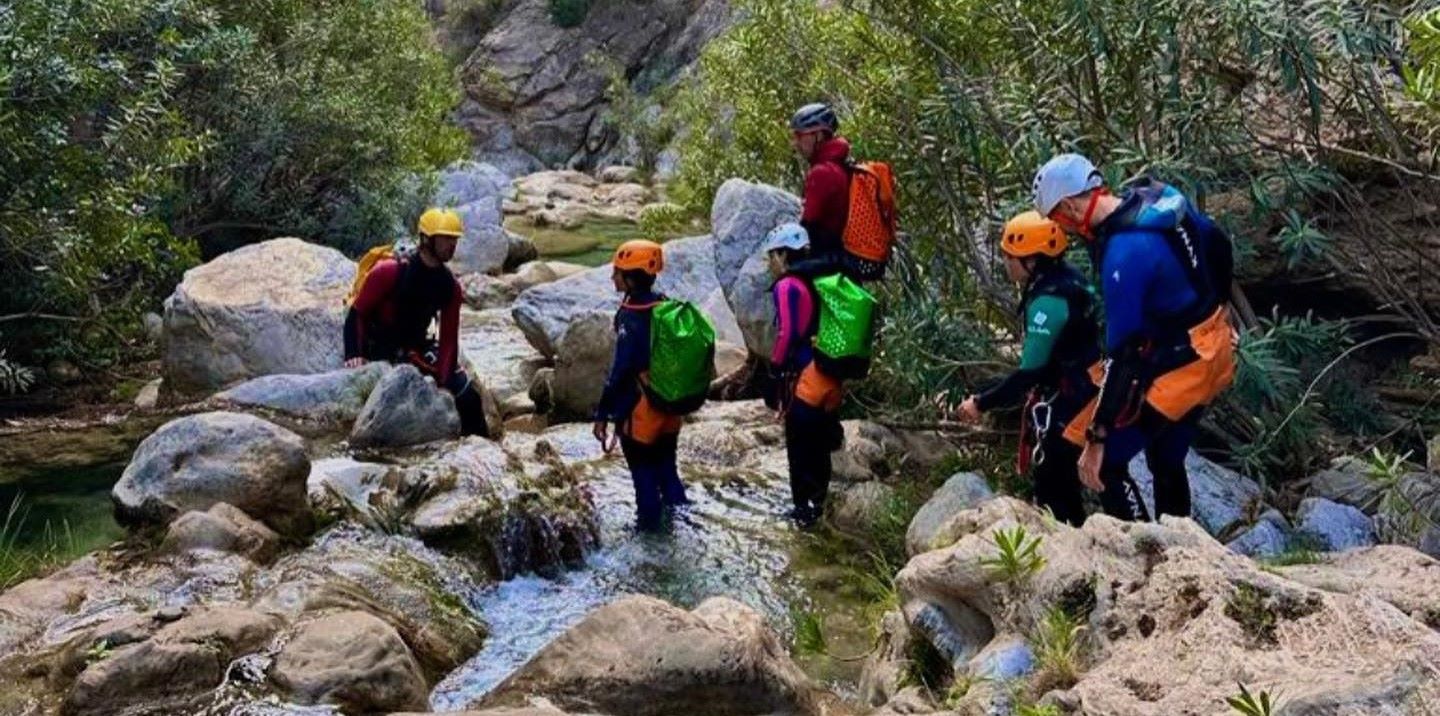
[[1057, 189, 1108, 240]]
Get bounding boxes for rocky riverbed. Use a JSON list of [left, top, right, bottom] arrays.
[[3, 164, 1439, 716]]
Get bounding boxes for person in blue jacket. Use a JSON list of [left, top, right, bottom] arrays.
[[592, 240, 689, 532], [1033, 154, 1237, 521]]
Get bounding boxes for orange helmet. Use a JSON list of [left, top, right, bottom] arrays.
[[613, 240, 664, 275], [1000, 211, 1067, 258]]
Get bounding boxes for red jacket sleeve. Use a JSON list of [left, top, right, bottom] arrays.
[[435, 279, 462, 385]]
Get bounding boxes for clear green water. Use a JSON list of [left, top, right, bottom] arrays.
[[0, 462, 126, 589]]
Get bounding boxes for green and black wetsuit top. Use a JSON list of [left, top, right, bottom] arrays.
[[975, 262, 1100, 422]]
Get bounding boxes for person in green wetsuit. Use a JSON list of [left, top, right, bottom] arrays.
[[950, 211, 1101, 526]]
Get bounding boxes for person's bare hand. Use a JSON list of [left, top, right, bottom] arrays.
[[344, 357, 367, 368], [1078, 442, 1105, 492], [956, 396, 982, 424]]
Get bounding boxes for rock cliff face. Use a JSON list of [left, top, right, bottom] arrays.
[[455, 0, 732, 172]]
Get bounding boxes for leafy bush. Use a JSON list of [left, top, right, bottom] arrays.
[[1, 0, 464, 368], [637, 203, 691, 240]]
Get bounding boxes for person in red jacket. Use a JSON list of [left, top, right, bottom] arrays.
[[789, 102, 851, 270], [343, 208, 489, 437]]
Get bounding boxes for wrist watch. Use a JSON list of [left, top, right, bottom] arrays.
[[1086, 424, 1109, 444]]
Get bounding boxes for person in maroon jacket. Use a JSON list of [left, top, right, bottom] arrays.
[[343, 208, 489, 437], [789, 102, 851, 273]]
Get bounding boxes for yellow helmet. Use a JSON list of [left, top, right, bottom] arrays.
[[1000, 211, 1067, 258], [613, 240, 664, 275], [417, 208, 464, 238]]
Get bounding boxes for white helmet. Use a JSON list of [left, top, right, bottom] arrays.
[[1032, 154, 1105, 217], [762, 222, 810, 253]]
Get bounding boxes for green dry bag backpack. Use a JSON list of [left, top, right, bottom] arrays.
[[812, 273, 877, 379], [644, 299, 717, 415]]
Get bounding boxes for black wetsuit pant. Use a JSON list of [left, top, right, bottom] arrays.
[[619, 432, 688, 532], [784, 399, 842, 519], [1031, 429, 1087, 527], [1097, 405, 1202, 522]]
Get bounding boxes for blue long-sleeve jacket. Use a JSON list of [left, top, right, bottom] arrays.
[[1092, 186, 1202, 354], [595, 289, 663, 422]]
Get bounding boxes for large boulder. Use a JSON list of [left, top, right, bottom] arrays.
[[214, 363, 388, 423], [409, 437, 598, 579], [457, 0, 730, 168], [1126, 450, 1263, 538], [161, 238, 354, 395], [61, 607, 282, 715], [472, 595, 850, 716], [350, 365, 462, 448], [894, 498, 1440, 714], [709, 179, 802, 357], [436, 160, 510, 207], [905, 471, 996, 556], [271, 610, 429, 713], [511, 235, 742, 416], [112, 412, 312, 537], [437, 160, 513, 277]]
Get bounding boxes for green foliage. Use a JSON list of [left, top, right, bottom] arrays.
[[980, 525, 1046, 584], [1016, 704, 1062, 716], [637, 203, 691, 240], [1030, 606, 1087, 692], [1, 494, 81, 590], [597, 55, 678, 184], [1274, 209, 1331, 269], [0, 352, 37, 396], [673, 0, 1440, 478], [85, 639, 113, 664], [548, 0, 589, 28], [1227, 683, 1278, 716], [790, 608, 828, 656], [1216, 311, 1357, 484], [1362, 447, 1438, 542], [1403, 6, 1440, 143], [1, 0, 464, 367]]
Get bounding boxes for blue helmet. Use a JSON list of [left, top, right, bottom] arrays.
[[789, 103, 838, 133], [762, 222, 810, 253]]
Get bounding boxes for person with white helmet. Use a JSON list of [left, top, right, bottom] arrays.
[[1032, 153, 1237, 522], [763, 222, 843, 527]]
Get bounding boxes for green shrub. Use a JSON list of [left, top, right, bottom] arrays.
[[1, 0, 464, 368], [1030, 606, 1087, 692], [637, 203, 691, 241], [980, 525, 1046, 584]]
